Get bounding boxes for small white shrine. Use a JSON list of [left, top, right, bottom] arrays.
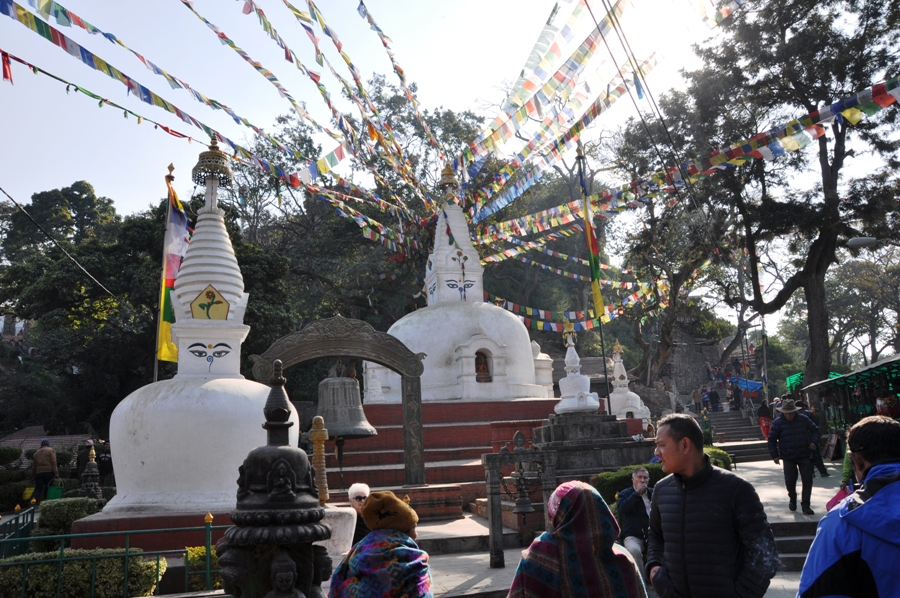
[[107, 142, 300, 513], [607, 340, 651, 424], [554, 323, 602, 414], [364, 166, 554, 402]]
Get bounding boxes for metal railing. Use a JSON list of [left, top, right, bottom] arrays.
[[0, 507, 35, 559], [0, 516, 229, 597]]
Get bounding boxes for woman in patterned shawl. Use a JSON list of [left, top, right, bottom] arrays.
[[508, 480, 647, 598], [330, 491, 432, 598]]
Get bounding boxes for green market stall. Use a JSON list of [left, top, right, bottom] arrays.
[[801, 354, 900, 428]]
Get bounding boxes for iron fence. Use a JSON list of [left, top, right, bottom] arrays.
[[0, 515, 229, 597]]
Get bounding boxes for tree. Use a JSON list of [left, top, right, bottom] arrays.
[[678, 0, 900, 393]]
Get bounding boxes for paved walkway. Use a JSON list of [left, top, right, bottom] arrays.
[[418, 457, 843, 597]]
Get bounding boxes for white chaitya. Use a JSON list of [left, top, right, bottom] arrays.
[[554, 323, 602, 414], [364, 166, 554, 403], [607, 341, 651, 424], [107, 143, 299, 513]]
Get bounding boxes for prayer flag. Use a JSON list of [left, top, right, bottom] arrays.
[[157, 175, 190, 362]]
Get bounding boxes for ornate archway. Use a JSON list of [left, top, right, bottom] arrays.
[[249, 316, 427, 485]]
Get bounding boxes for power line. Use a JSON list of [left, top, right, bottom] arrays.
[[0, 185, 118, 300]]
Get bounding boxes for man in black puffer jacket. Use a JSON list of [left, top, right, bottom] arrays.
[[646, 414, 779, 598], [768, 398, 820, 515]]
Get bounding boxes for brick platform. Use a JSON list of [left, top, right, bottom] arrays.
[[71, 510, 232, 552]]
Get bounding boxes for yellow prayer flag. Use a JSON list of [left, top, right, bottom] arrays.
[[840, 107, 865, 125]]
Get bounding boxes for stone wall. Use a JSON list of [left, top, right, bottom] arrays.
[[633, 384, 675, 418], [658, 327, 723, 402]]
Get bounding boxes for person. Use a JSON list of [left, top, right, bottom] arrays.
[[31, 439, 58, 503], [97, 441, 114, 486], [797, 401, 829, 477], [840, 445, 857, 493], [330, 491, 432, 598], [796, 415, 900, 597], [708, 387, 721, 412], [508, 480, 646, 598], [757, 398, 773, 438], [701, 386, 710, 411], [691, 387, 702, 413], [767, 398, 820, 514], [347, 482, 371, 545], [646, 414, 778, 598], [616, 468, 653, 580]]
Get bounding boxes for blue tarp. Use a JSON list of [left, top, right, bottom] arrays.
[[728, 377, 763, 391]]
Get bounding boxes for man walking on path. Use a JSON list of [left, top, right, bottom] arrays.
[[797, 415, 900, 598], [31, 439, 58, 503], [768, 398, 820, 515], [646, 414, 778, 598], [616, 467, 653, 579]]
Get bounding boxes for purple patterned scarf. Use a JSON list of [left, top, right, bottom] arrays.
[[329, 528, 433, 598]]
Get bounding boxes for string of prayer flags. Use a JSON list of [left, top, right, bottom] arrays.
[[355, 0, 446, 161]]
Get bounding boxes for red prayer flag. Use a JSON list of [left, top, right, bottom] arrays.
[[1, 52, 12, 84]]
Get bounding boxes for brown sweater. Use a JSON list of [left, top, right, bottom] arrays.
[[31, 446, 58, 477]]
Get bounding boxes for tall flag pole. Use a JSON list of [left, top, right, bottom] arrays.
[[576, 142, 611, 406], [154, 165, 190, 380]]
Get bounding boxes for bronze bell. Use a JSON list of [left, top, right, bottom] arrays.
[[315, 376, 377, 441]]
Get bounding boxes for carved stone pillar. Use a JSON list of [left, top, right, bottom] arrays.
[[310, 416, 329, 506], [401, 375, 426, 485]]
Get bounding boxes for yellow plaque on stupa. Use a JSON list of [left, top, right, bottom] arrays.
[[190, 285, 230, 320]]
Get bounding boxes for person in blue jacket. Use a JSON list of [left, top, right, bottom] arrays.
[[616, 467, 653, 579], [797, 415, 900, 598], [768, 398, 820, 514]]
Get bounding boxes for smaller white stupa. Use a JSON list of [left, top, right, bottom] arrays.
[[607, 340, 651, 424], [554, 323, 602, 414], [106, 141, 300, 513]]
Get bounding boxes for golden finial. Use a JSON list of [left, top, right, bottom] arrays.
[[403, 494, 411, 504], [562, 321, 576, 347], [613, 339, 624, 354], [192, 137, 233, 188], [204, 512, 214, 523], [89, 445, 96, 463], [30, 498, 36, 505], [14, 504, 20, 512], [439, 163, 458, 191]]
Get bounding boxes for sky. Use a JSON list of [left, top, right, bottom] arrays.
[[0, 0, 709, 215]]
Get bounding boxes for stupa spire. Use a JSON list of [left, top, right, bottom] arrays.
[[170, 139, 250, 379]]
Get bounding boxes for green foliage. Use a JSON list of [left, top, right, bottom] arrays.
[[0, 446, 21, 467], [0, 548, 165, 598], [0, 470, 26, 484], [591, 464, 665, 505], [185, 545, 222, 591], [34, 497, 103, 531], [705, 446, 733, 470], [703, 429, 713, 446], [0, 482, 30, 511]]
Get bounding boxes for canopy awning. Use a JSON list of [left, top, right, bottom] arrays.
[[800, 353, 900, 393], [786, 371, 841, 392], [728, 377, 763, 391]]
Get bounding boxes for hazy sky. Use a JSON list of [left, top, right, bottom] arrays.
[[0, 0, 706, 215]]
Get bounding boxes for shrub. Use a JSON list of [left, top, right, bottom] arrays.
[[0, 482, 30, 511], [23, 449, 72, 467], [705, 446, 733, 471], [0, 470, 26, 484], [34, 497, 104, 531], [591, 464, 665, 505], [0, 446, 22, 467], [101, 486, 116, 501], [185, 545, 222, 591], [24, 449, 36, 460], [703, 429, 713, 446], [0, 548, 166, 598]]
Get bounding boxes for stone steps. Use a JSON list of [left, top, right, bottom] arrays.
[[717, 440, 771, 463], [771, 520, 818, 571]]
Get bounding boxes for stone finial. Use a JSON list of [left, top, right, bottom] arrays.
[[263, 361, 294, 447], [310, 416, 329, 506], [562, 321, 576, 348]]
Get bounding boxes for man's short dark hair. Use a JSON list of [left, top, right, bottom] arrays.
[[657, 414, 703, 452], [847, 415, 900, 465]]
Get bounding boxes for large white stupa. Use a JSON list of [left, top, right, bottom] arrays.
[[106, 143, 300, 513], [364, 167, 554, 402]]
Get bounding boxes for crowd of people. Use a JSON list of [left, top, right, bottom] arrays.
[[330, 410, 899, 598]]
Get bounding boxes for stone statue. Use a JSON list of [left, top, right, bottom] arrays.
[[263, 550, 304, 598]]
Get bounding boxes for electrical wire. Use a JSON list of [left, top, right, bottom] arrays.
[[0, 185, 118, 300]]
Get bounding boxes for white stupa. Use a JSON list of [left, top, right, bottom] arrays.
[[554, 323, 602, 414], [608, 340, 651, 424], [106, 142, 300, 513], [364, 166, 554, 402]]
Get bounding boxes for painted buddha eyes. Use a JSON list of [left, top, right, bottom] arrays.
[[187, 342, 232, 370]]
